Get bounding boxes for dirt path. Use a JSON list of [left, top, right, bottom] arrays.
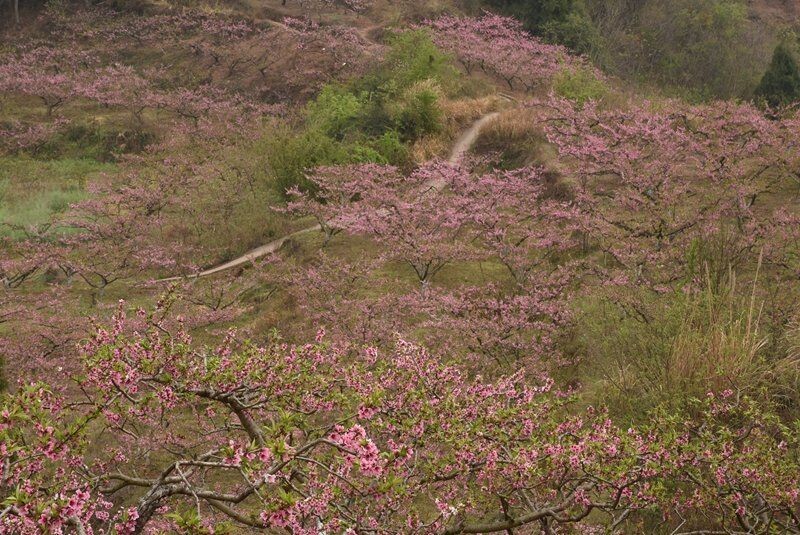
[[156, 110, 501, 283], [449, 112, 499, 163]]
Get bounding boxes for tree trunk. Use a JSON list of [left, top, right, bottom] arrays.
[[13, 0, 19, 25]]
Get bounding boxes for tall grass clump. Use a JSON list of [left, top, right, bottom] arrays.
[[574, 261, 800, 421]]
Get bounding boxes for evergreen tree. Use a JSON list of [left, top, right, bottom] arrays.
[[756, 43, 800, 107]]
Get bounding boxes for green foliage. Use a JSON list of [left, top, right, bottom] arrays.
[[588, 0, 769, 99], [639, 0, 755, 98], [483, 0, 601, 55], [755, 43, 800, 108], [165, 507, 234, 534], [349, 143, 388, 164], [483, 0, 774, 99], [370, 130, 408, 164], [262, 128, 350, 197], [570, 292, 684, 420], [395, 84, 443, 140], [553, 66, 609, 104], [353, 29, 455, 137], [377, 30, 457, 95], [571, 275, 791, 421], [264, 122, 411, 198], [38, 123, 155, 161], [540, 10, 601, 56], [267, 30, 454, 197], [306, 85, 363, 140], [486, 0, 579, 30]]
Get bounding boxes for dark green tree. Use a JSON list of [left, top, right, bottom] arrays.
[[483, 0, 601, 55], [755, 43, 800, 108], [485, 0, 576, 29]]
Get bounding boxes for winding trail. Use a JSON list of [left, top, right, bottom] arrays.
[[449, 112, 499, 164], [156, 109, 502, 283]]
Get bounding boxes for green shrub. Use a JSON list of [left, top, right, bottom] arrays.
[[379, 30, 457, 95], [483, 0, 602, 56], [264, 129, 349, 197], [371, 130, 408, 166], [599, 0, 765, 99], [396, 85, 443, 140], [38, 123, 155, 161], [485, 0, 579, 31], [349, 143, 388, 164], [265, 30, 455, 197], [540, 10, 601, 56], [553, 66, 609, 104], [306, 85, 363, 140], [264, 127, 407, 198], [355, 98, 396, 137]]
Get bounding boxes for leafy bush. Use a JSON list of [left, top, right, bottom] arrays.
[[485, 0, 580, 31], [305, 85, 363, 140], [267, 30, 453, 197], [395, 83, 443, 140], [370, 130, 408, 165], [487, 0, 774, 99], [348, 143, 387, 164], [540, 10, 601, 56], [588, 0, 769, 99], [553, 65, 609, 104], [264, 129, 350, 197], [355, 98, 396, 137], [378, 29, 457, 94], [265, 126, 409, 198], [38, 123, 155, 161], [483, 0, 601, 56]]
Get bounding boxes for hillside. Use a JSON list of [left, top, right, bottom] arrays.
[[751, 0, 800, 23], [3, 0, 800, 533]]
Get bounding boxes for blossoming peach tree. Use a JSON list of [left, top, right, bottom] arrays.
[[2, 303, 800, 534], [423, 13, 592, 92]]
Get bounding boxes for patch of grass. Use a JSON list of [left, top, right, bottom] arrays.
[[0, 186, 85, 230], [567, 270, 800, 423], [0, 156, 115, 235], [37, 123, 156, 161]]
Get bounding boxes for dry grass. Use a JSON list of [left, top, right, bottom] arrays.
[[473, 106, 560, 169], [483, 108, 542, 142], [409, 95, 506, 162], [439, 95, 502, 127], [572, 256, 800, 420], [667, 266, 771, 394]]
